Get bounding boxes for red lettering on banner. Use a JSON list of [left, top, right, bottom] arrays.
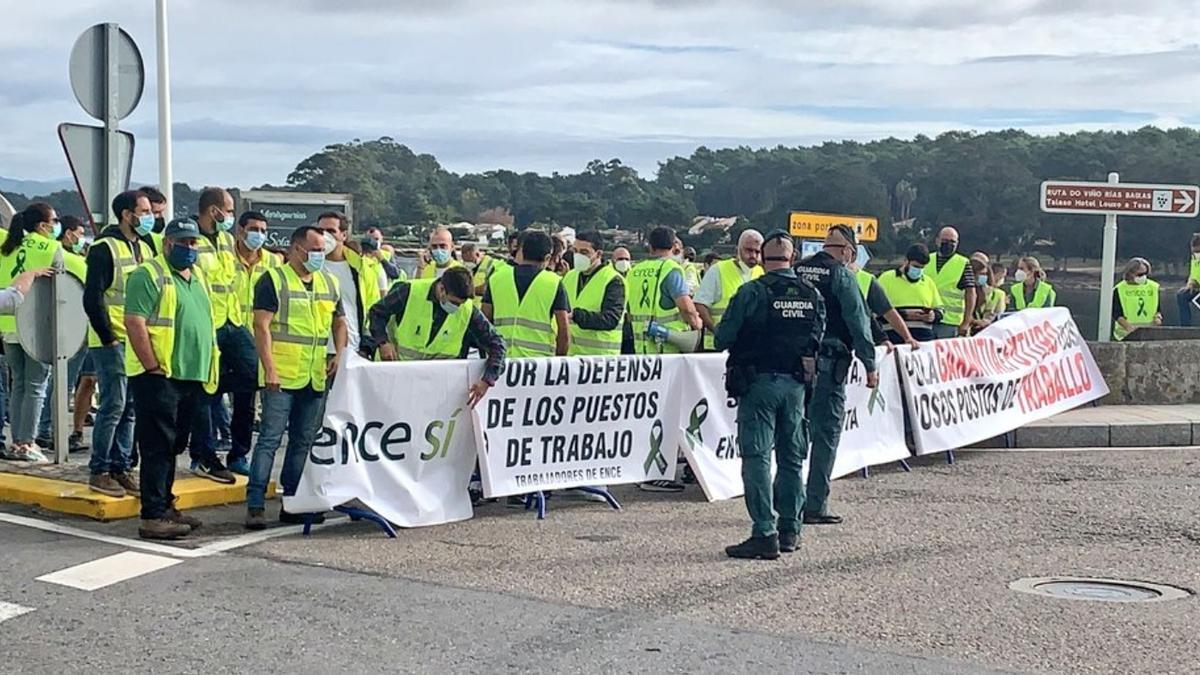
[[1016, 354, 1091, 414]]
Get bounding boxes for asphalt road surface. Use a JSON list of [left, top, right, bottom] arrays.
[[3, 447, 1197, 674]]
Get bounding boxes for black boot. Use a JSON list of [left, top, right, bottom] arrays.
[[779, 531, 799, 553], [725, 534, 780, 560], [803, 511, 843, 525]]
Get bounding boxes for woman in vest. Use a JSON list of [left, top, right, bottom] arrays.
[[1175, 233, 1200, 326], [0, 203, 65, 461], [1010, 256, 1055, 310], [1113, 257, 1162, 341], [973, 261, 1008, 331]]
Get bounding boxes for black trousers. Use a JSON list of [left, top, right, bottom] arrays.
[[130, 375, 204, 520]]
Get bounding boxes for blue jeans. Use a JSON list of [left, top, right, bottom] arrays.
[[6, 342, 51, 444], [1176, 288, 1197, 327], [0, 358, 8, 444], [246, 387, 325, 510], [37, 348, 86, 441], [89, 344, 135, 475]]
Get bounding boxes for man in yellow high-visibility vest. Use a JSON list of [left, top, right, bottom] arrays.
[[626, 226, 703, 360], [418, 226, 464, 280], [929, 227, 977, 339], [245, 225, 348, 530], [564, 231, 626, 356], [696, 229, 763, 351], [482, 230, 571, 358]]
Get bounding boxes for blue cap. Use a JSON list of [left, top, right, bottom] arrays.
[[164, 218, 200, 241]]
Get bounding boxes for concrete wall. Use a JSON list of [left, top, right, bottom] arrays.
[[1090, 340, 1200, 405]]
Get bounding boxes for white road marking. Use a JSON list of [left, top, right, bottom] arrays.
[[0, 511, 348, 560], [0, 600, 35, 623], [36, 551, 180, 591]]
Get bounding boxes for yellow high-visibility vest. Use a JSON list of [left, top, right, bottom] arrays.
[[0, 232, 61, 334], [87, 237, 154, 347], [234, 248, 284, 329], [855, 269, 873, 298], [419, 258, 464, 280], [563, 263, 625, 356], [1114, 279, 1160, 341], [877, 269, 942, 331], [123, 257, 220, 394], [626, 258, 688, 354], [489, 265, 560, 358], [195, 229, 240, 327], [259, 264, 340, 391], [703, 259, 763, 350], [1010, 281, 1055, 310], [392, 279, 473, 360], [929, 253, 968, 326]]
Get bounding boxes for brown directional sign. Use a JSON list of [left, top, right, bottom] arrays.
[[1040, 180, 1200, 218]]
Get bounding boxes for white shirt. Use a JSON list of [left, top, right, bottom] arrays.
[[324, 260, 358, 354], [695, 260, 752, 307]]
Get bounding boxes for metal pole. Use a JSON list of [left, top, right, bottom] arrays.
[[1097, 172, 1120, 343], [51, 275, 69, 464], [103, 23, 121, 226], [156, 0, 174, 219]]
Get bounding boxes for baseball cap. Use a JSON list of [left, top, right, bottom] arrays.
[[164, 218, 200, 241]]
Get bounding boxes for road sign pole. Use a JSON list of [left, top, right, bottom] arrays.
[[51, 274, 69, 464], [103, 22, 121, 227], [156, 0, 174, 219], [1097, 172, 1120, 343]]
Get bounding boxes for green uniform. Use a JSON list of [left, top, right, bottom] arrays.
[[715, 269, 824, 539], [794, 251, 877, 519]]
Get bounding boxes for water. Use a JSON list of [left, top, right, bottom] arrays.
[[1053, 287, 1181, 341]]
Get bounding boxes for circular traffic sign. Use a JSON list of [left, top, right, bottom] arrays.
[[68, 23, 145, 121], [16, 273, 87, 365]]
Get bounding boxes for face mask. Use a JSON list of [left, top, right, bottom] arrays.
[[440, 300, 461, 315], [154, 217, 166, 233], [572, 252, 594, 272], [1014, 269, 1028, 283], [218, 215, 235, 232], [135, 214, 155, 236], [614, 260, 631, 274], [938, 241, 957, 256], [71, 238, 86, 254], [671, 253, 685, 264], [244, 231, 267, 251], [1193, 252, 1200, 262], [322, 232, 337, 255], [1133, 274, 1148, 285], [304, 250, 326, 273], [168, 243, 198, 270], [50, 222, 62, 240], [978, 275, 989, 287], [905, 265, 924, 281], [431, 248, 452, 265]]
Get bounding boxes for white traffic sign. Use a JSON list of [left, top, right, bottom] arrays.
[[1040, 180, 1200, 218], [69, 23, 145, 121], [58, 123, 135, 227]]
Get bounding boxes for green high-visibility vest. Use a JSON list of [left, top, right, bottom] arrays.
[[0, 232, 61, 334], [1010, 281, 1055, 310], [702, 259, 763, 350], [490, 265, 560, 358], [392, 279, 473, 360], [1113, 279, 1160, 341], [563, 263, 624, 356], [626, 258, 687, 354], [929, 253, 968, 326]]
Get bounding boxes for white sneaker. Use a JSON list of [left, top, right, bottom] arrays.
[[11, 443, 48, 463]]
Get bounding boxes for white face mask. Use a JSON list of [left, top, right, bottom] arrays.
[[671, 253, 685, 264], [572, 252, 594, 272], [1192, 252, 1200, 262], [1133, 274, 1148, 285], [1013, 269, 1028, 283], [323, 232, 337, 255], [614, 259, 631, 274]]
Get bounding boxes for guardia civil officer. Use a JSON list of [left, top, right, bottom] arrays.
[[794, 224, 878, 526], [716, 231, 825, 560]]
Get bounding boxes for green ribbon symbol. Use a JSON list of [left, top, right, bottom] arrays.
[[1137, 296, 1147, 317], [11, 249, 26, 277], [639, 278, 651, 308], [686, 399, 708, 445], [867, 387, 885, 414], [643, 419, 668, 475]]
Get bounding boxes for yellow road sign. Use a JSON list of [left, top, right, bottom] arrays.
[[788, 211, 879, 242]]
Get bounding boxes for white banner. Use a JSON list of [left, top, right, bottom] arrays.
[[286, 354, 477, 527], [474, 355, 685, 498], [897, 308, 1108, 454], [678, 347, 909, 502]]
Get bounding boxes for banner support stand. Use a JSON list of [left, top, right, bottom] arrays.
[[522, 487, 622, 520], [945, 449, 955, 465]]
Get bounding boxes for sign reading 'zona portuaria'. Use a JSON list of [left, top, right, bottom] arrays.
[[1040, 180, 1200, 217]]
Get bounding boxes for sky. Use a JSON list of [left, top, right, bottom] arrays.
[[1, 0, 1198, 189]]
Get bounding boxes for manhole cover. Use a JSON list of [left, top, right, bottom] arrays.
[[1010, 577, 1192, 603], [575, 534, 620, 543]]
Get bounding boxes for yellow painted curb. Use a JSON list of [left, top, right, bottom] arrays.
[[0, 472, 275, 521]]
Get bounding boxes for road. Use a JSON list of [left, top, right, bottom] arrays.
[[2, 447, 1197, 674]]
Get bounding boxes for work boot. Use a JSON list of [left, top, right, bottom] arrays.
[[166, 507, 201, 531], [111, 472, 140, 496], [779, 531, 799, 553], [725, 534, 780, 560], [138, 518, 191, 540], [244, 508, 267, 531], [88, 473, 126, 498], [803, 511, 843, 525]]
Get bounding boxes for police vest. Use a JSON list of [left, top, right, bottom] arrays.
[[420, 258, 464, 280], [0, 232, 61, 334], [1010, 280, 1054, 310], [195, 230, 240, 327], [729, 273, 820, 373], [1113, 279, 1160, 341], [703, 259, 763, 350], [929, 253, 968, 325], [123, 257, 220, 394], [392, 279, 473, 360], [88, 237, 154, 347], [235, 248, 284, 330], [489, 265, 560, 358], [563, 264, 624, 356], [626, 258, 688, 354], [794, 251, 853, 349], [260, 264, 340, 391], [877, 269, 941, 330]]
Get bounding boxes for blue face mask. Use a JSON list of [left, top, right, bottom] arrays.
[[136, 214, 155, 236], [168, 243, 198, 270], [906, 265, 924, 281], [244, 231, 267, 251], [304, 250, 326, 273], [978, 275, 989, 287], [218, 215, 235, 232], [51, 221, 62, 240], [431, 248, 452, 265]]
